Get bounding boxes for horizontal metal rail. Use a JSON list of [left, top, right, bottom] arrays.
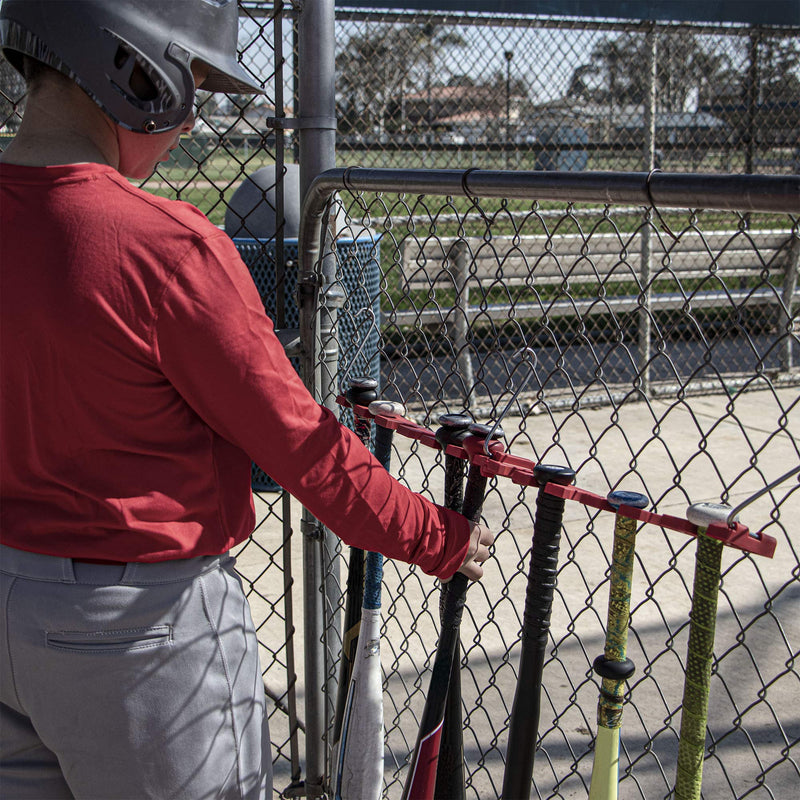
[[300, 169, 800, 276]]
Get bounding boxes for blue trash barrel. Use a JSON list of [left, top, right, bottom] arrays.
[[234, 234, 381, 491]]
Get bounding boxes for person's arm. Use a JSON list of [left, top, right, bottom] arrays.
[[153, 232, 478, 580]]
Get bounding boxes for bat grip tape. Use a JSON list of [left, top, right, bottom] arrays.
[[502, 484, 565, 800], [373, 425, 394, 472], [674, 533, 724, 800], [363, 551, 383, 611]]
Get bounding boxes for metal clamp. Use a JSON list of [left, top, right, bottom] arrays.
[[266, 116, 338, 131]]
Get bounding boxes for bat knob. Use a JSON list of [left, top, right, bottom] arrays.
[[593, 654, 636, 682], [438, 412, 473, 429], [346, 376, 379, 406], [435, 412, 473, 447], [687, 502, 736, 528], [368, 399, 406, 419], [607, 490, 649, 511], [533, 463, 575, 487], [468, 421, 504, 439]]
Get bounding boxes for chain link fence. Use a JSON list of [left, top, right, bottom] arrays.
[[2, 2, 799, 798], [333, 8, 800, 175], [303, 169, 799, 799], [8, 4, 797, 183]]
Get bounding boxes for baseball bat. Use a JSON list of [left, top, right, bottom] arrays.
[[433, 413, 475, 800], [588, 490, 650, 800], [673, 502, 732, 800], [333, 398, 407, 800], [501, 463, 577, 800], [332, 377, 378, 764], [401, 422, 501, 800]]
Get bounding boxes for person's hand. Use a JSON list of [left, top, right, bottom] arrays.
[[457, 521, 494, 580]]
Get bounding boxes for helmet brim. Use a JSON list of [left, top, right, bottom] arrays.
[[201, 61, 264, 95]]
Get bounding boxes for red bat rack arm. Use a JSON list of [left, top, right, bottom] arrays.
[[339, 397, 777, 559], [538, 482, 776, 559]]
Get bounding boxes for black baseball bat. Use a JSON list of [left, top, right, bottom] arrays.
[[433, 413, 474, 800], [402, 422, 501, 800], [501, 464, 576, 800]]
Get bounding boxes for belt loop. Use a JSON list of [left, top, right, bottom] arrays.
[[62, 557, 77, 583], [120, 561, 141, 585]]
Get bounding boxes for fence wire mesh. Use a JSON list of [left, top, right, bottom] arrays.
[[333, 8, 800, 175], [2, 2, 799, 798], [8, 5, 797, 182], [311, 173, 799, 799], [308, 181, 800, 798]]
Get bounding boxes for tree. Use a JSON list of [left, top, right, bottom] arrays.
[[336, 22, 465, 136], [690, 49, 736, 108], [756, 34, 800, 102], [567, 31, 734, 112], [571, 34, 646, 106], [336, 26, 407, 135]]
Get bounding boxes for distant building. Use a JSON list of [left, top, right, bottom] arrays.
[[701, 100, 800, 147], [519, 100, 731, 149], [393, 84, 525, 143]]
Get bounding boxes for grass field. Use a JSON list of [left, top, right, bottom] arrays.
[[138, 138, 788, 229]]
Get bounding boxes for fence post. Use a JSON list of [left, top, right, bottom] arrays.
[[745, 30, 760, 175], [451, 239, 475, 400], [297, 0, 338, 796], [638, 28, 657, 396], [780, 233, 800, 372]]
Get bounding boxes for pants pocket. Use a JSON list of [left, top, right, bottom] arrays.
[[45, 625, 172, 654]]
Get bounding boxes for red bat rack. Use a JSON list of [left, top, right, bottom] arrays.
[[339, 397, 777, 559]]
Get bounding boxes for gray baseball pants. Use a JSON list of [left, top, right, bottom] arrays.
[[0, 544, 272, 799]]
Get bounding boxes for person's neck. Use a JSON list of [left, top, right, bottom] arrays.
[[0, 131, 112, 168], [0, 80, 118, 169]]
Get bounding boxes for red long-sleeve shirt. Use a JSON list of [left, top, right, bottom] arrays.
[[0, 162, 469, 579]]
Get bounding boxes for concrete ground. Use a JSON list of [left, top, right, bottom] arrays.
[[236, 386, 799, 799]]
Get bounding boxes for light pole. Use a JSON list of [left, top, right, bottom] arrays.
[[504, 49, 514, 168]]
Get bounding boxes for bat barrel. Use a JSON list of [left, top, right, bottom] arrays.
[[401, 571, 470, 800], [502, 463, 575, 800]]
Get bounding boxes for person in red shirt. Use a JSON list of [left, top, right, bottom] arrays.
[[0, 2, 493, 797]]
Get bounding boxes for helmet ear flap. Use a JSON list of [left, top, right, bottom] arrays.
[[111, 42, 158, 103], [99, 28, 196, 132], [104, 29, 177, 113]]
